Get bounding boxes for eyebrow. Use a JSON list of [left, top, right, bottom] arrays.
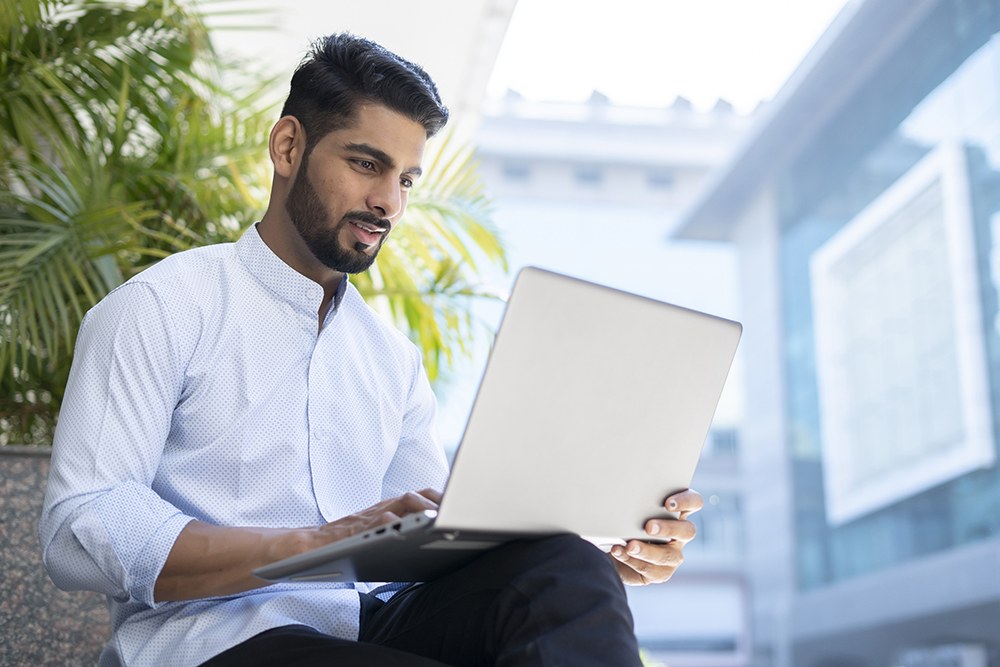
[[344, 142, 423, 177]]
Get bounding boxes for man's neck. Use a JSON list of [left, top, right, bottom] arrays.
[[256, 215, 345, 328]]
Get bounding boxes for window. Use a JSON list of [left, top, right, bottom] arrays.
[[502, 163, 531, 182], [810, 143, 995, 525], [573, 166, 603, 186], [647, 170, 675, 189], [710, 428, 739, 457]]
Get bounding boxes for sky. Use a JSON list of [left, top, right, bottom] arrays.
[[212, 0, 853, 116], [486, 0, 852, 112]]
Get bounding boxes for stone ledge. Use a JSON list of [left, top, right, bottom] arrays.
[[0, 449, 109, 665]]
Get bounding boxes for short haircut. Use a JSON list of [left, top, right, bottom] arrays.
[[280, 33, 449, 151]]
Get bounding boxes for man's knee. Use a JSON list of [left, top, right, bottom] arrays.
[[515, 534, 612, 570], [494, 534, 623, 594]]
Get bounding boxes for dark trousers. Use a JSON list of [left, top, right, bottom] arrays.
[[201, 534, 642, 666]]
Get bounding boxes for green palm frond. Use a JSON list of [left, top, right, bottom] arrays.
[[0, 155, 156, 376], [0, 0, 272, 444], [0, 0, 506, 445], [1, 1, 214, 165]]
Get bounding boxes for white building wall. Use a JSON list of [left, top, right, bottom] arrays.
[[730, 190, 797, 667]]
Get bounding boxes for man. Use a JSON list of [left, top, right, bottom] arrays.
[[40, 33, 701, 666]]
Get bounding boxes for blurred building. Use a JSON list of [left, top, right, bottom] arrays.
[[673, 0, 1000, 665], [466, 91, 754, 666]]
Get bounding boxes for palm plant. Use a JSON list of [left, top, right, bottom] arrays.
[[0, 0, 506, 445]]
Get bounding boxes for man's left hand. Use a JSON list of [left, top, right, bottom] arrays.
[[610, 489, 703, 586]]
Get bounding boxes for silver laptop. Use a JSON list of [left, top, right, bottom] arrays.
[[254, 266, 742, 583]]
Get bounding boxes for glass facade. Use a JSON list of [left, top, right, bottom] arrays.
[[777, 1, 1000, 589]]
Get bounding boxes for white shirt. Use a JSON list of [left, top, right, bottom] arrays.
[[39, 224, 449, 666]]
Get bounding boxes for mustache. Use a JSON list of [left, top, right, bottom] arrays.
[[343, 211, 391, 231]]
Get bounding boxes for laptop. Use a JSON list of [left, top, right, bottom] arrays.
[[253, 266, 742, 583]]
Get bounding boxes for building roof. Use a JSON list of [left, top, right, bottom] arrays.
[[671, 0, 942, 241], [477, 92, 751, 167]]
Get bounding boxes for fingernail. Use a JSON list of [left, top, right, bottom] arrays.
[[628, 543, 640, 555], [647, 522, 660, 535], [668, 499, 678, 511], [612, 546, 625, 559]]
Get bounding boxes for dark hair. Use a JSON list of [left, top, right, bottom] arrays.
[[280, 33, 449, 151]]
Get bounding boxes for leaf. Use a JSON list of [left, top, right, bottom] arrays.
[[0, 0, 506, 444]]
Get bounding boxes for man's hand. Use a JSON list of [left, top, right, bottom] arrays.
[[609, 489, 703, 586], [307, 488, 441, 550], [155, 488, 441, 602]]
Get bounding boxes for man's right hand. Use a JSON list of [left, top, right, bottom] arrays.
[[308, 488, 441, 550], [154, 488, 442, 603]]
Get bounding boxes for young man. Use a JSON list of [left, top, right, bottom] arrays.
[[39, 33, 701, 666]]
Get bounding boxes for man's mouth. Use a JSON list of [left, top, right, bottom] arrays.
[[347, 218, 389, 247]]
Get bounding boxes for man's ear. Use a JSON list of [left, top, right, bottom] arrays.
[[269, 115, 305, 179]]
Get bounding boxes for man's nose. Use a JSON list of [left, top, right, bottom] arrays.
[[366, 177, 403, 219]]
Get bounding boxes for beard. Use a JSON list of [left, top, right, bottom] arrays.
[[284, 155, 389, 274]]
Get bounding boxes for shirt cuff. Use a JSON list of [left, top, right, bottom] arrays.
[[71, 481, 193, 607]]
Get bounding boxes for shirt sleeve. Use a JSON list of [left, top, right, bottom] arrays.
[[39, 282, 194, 607], [380, 345, 450, 499]]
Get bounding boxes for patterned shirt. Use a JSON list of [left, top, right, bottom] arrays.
[[39, 224, 449, 666]]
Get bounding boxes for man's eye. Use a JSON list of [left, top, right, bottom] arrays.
[[401, 177, 414, 189], [355, 159, 375, 170]]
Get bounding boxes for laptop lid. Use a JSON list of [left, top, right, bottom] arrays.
[[434, 266, 742, 545]]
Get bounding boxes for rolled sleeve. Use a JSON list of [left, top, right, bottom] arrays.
[[40, 282, 189, 607], [68, 483, 193, 606]]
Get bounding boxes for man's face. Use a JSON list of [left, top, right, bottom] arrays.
[[284, 104, 427, 274]]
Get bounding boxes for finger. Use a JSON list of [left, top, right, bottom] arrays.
[[386, 490, 440, 515], [664, 489, 703, 518], [370, 510, 402, 529], [416, 488, 443, 505], [321, 509, 401, 540], [644, 518, 697, 544], [611, 558, 653, 586], [613, 540, 685, 568], [609, 545, 683, 585]]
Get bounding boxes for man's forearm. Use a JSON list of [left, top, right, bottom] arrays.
[[154, 520, 316, 602], [154, 490, 442, 602]]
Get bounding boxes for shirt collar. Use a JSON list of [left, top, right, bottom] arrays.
[[236, 223, 348, 317]]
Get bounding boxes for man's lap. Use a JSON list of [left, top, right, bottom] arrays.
[[200, 535, 640, 667]]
